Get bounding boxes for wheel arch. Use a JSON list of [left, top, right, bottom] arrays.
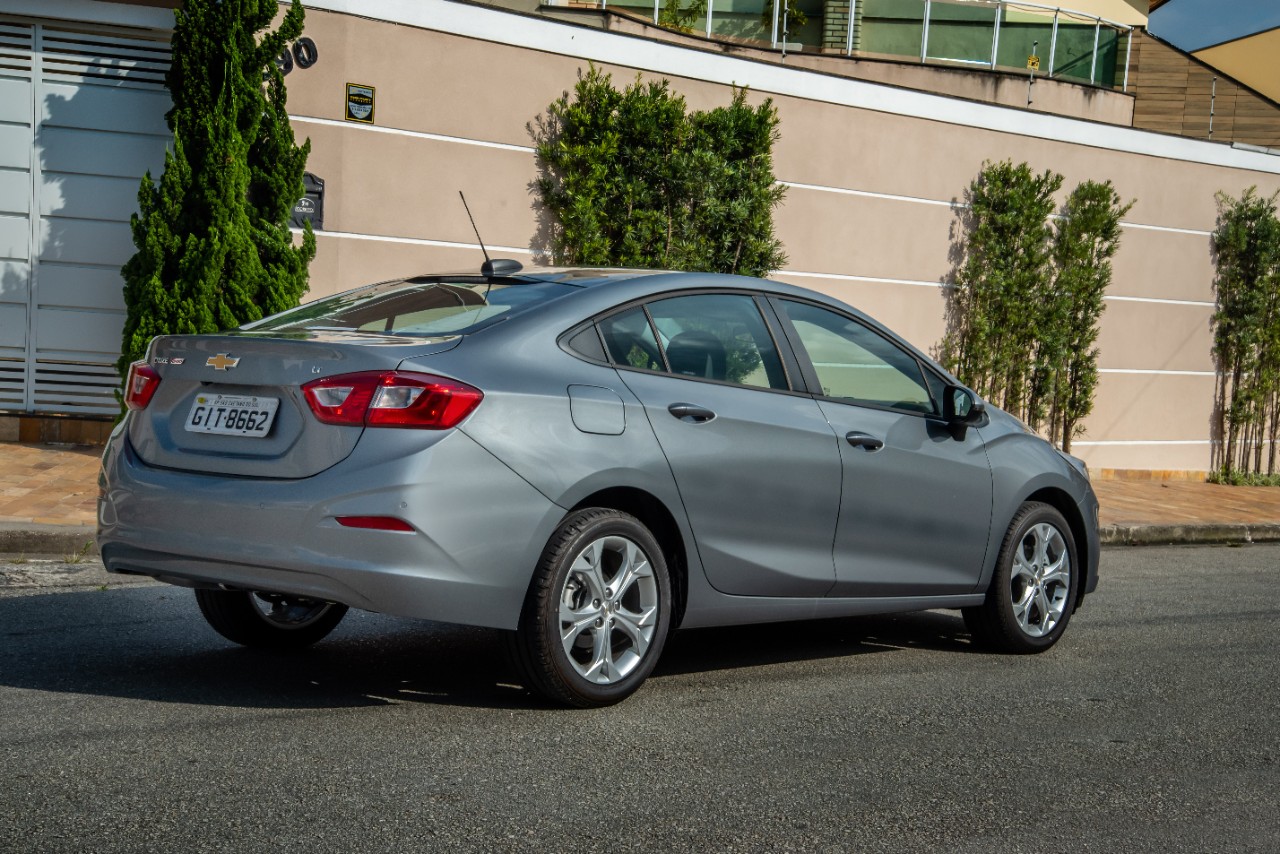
[[569, 486, 689, 628], [1024, 486, 1089, 611]]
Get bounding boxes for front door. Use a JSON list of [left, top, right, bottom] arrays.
[[775, 299, 993, 597]]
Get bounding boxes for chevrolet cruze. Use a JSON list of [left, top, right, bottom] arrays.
[[99, 262, 1100, 707]]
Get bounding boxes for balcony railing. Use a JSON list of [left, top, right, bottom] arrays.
[[549, 0, 1134, 90]]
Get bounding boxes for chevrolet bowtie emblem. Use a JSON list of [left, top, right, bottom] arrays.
[[206, 353, 240, 370]]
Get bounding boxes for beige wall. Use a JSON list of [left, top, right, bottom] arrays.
[[1194, 28, 1280, 106], [285, 2, 1280, 474]]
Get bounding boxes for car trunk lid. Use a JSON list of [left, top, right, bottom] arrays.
[[128, 331, 461, 478]]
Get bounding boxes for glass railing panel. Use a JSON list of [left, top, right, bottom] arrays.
[[1050, 12, 1099, 84], [1093, 25, 1122, 88], [994, 4, 1055, 75], [860, 0, 927, 58], [708, 0, 774, 44], [655, 0, 708, 34], [924, 0, 999, 66]]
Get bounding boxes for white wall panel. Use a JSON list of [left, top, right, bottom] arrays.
[[0, 260, 29, 301], [0, 169, 29, 215], [37, 217, 132, 267], [38, 125, 167, 179], [39, 173, 140, 221], [0, 302, 26, 349], [38, 263, 124, 312], [0, 124, 31, 169], [0, 78, 30, 123], [39, 81, 169, 135], [0, 213, 29, 261], [35, 306, 121, 354]]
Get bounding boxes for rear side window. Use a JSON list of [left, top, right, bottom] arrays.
[[599, 307, 664, 372], [247, 279, 578, 337], [645, 294, 789, 390], [779, 300, 935, 414]]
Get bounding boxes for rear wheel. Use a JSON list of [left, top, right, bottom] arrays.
[[195, 589, 348, 649], [964, 501, 1077, 653], [509, 508, 671, 708]]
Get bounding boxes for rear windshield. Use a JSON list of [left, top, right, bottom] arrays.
[[245, 278, 579, 337]]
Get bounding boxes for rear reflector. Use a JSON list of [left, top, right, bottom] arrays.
[[302, 371, 483, 429], [335, 516, 415, 532], [124, 360, 161, 411]]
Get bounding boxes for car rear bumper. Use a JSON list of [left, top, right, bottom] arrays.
[[97, 426, 563, 630]]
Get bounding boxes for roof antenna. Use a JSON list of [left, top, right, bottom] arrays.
[[459, 191, 522, 277]]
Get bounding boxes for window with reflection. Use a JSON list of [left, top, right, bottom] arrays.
[[780, 300, 935, 413]]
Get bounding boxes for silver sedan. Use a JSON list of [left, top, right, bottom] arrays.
[[99, 262, 1100, 706]]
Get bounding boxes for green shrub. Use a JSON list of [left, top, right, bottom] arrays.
[[533, 67, 786, 277]]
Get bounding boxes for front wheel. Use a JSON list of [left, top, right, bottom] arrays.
[[195, 589, 348, 649], [509, 508, 672, 708], [964, 501, 1078, 653]]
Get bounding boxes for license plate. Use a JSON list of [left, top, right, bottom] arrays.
[[184, 394, 279, 437]]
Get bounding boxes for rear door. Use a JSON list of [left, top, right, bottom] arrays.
[[774, 299, 993, 597], [601, 292, 842, 598]]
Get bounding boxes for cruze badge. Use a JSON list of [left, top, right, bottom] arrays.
[[206, 354, 240, 370]]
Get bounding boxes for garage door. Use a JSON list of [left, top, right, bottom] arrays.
[[0, 18, 170, 416]]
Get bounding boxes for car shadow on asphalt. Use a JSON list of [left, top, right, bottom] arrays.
[[0, 586, 981, 711], [655, 610, 979, 678]]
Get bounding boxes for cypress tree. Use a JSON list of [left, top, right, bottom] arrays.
[[118, 0, 314, 380]]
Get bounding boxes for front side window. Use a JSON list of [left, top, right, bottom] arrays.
[[644, 294, 789, 391], [779, 300, 935, 414]]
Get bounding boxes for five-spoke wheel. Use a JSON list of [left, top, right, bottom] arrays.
[[964, 501, 1077, 653], [510, 508, 671, 707]]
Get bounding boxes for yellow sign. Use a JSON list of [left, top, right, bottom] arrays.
[[345, 82, 375, 124], [1027, 55, 1040, 71]]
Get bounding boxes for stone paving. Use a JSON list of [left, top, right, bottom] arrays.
[[0, 443, 100, 527], [4, 441, 1280, 535]]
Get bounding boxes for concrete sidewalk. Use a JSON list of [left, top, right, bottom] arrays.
[[4, 441, 1280, 555]]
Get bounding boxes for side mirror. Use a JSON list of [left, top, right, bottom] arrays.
[[943, 385, 985, 439]]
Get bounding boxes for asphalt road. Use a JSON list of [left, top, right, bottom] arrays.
[[0, 545, 1276, 853]]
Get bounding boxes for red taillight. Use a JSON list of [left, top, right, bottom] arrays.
[[335, 516, 415, 532], [302, 371, 483, 429], [124, 360, 161, 410]]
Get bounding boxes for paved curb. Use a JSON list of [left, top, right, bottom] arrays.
[[0, 523, 97, 558], [1100, 523, 1280, 546]]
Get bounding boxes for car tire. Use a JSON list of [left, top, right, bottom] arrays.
[[509, 508, 672, 708], [195, 589, 348, 649], [963, 501, 1078, 654]]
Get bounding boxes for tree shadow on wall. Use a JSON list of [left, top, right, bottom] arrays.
[[930, 189, 976, 368], [525, 99, 562, 266], [2, 34, 171, 415]]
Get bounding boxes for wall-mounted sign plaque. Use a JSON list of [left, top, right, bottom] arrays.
[[346, 83, 375, 124]]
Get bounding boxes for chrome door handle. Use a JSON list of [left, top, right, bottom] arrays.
[[668, 402, 716, 424], [845, 431, 884, 451]]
